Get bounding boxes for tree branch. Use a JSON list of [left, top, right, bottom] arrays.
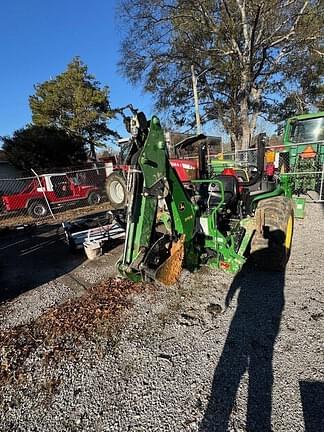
[[268, 0, 309, 48]]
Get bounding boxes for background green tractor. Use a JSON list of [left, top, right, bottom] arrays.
[[280, 111, 324, 197]]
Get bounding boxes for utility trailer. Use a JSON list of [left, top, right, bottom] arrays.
[[62, 210, 125, 251]]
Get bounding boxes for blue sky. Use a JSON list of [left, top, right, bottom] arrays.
[[0, 0, 276, 148], [0, 0, 154, 142]]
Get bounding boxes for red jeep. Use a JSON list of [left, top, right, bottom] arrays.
[[0, 173, 101, 218]]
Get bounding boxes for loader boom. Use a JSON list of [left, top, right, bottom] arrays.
[[118, 116, 198, 283]]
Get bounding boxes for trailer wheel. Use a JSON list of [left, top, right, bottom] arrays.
[[27, 201, 49, 218], [87, 191, 101, 206], [105, 172, 127, 209], [250, 196, 294, 271]]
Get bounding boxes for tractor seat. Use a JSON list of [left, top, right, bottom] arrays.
[[249, 180, 277, 195], [198, 175, 239, 210]]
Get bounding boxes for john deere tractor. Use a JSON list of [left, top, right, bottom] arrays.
[[118, 113, 294, 286], [280, 111, 324, 196]]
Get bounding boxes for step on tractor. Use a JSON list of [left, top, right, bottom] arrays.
[[118, 113, 294, 286]]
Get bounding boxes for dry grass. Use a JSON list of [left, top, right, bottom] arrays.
[[0, 201, 112, 229]]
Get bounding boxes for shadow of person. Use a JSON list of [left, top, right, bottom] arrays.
[[199, 253, 286, 432]]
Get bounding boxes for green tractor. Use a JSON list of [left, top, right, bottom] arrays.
[[118, 114, 294, 286], [280, 111, 324, 196]]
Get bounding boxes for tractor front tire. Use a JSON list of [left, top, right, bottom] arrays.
[[27, 201, 49, 219], [105, 172, 127, 209], [250, 196, 294, 271]]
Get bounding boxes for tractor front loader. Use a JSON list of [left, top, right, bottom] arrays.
[[118, 114, 294, 286]]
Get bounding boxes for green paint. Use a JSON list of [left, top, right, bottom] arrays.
[[119, 114, 294, 283], [293, 196, 306, 219], [283, 111, 324, 169], [250, 174, 292, 209]]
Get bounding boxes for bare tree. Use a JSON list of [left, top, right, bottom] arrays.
[[118, 0, 323, 149]]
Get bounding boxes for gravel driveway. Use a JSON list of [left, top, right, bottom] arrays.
[[0, 203, 323, 431]]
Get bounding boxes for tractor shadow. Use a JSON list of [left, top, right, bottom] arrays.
[[0, 224, 86, 303], [199, 250, 286, 431]]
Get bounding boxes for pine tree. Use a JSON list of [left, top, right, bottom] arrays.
[[29, 57, 117, 159]]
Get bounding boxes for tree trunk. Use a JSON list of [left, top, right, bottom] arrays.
[[249, 87, 261, 146], [239, 96, 251, 151], [89, 142, 97, 161], [230, 132, 238, 152], [250, 111, 259, 136], [240, 123, 251, 151]]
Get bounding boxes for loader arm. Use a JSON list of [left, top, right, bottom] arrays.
[[118, 116, 198, 284]]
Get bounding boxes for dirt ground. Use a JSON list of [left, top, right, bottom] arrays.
[[0, 201, 113, 230], [0, 204, 323, 431], [0, 220, 123, 320]]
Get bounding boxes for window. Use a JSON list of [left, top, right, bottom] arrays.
[[290, 117, 324, 143]]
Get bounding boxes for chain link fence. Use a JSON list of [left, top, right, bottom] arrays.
[[0, 165, 115, 229], [1, 142, 323, 229], [221, 142, 324, 202]]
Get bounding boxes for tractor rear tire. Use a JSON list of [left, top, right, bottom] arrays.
[[250, 196, 294, 271], [105, 172, 127, 209]]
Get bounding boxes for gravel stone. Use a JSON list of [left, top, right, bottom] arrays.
[[0, 203, 323, 431]]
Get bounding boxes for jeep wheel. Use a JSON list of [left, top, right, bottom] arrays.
[[87, 191, 101, 206], [28, 201, 49, 218]]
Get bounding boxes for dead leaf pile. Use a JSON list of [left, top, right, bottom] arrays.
[[0, 278, 146, 385]]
